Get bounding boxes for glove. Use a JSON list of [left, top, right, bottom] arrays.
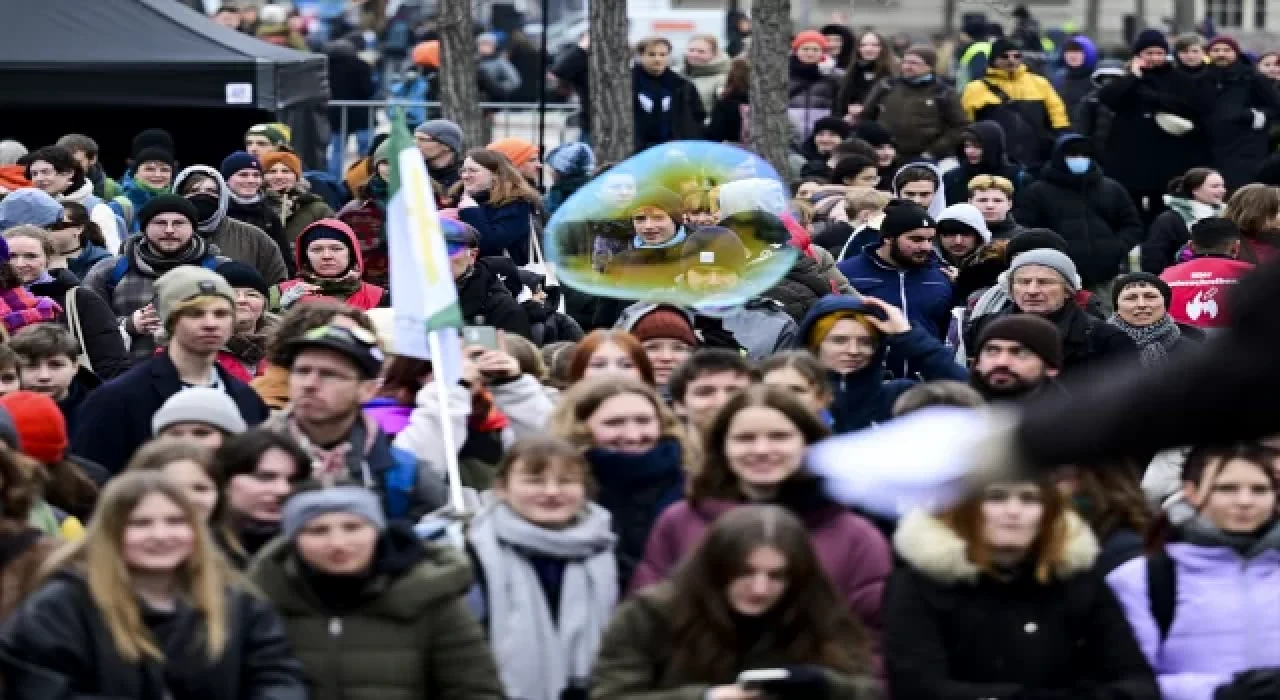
[[1253, 108, 1268, 130], [1214, 669, 1280, 700]]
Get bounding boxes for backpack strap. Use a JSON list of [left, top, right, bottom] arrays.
[[1146, 548, 1177, 644], [105, 256, 131, 295], [982, 79, 1013, 104]]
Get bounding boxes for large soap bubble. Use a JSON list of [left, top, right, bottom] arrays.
[[545, 141, 799, 308]]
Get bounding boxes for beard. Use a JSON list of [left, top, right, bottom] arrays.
[[889, 241, 930, 268], [971, 369, 1046, 401]]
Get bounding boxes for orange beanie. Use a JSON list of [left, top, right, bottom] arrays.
[[260, 150, 303, 179], [487, 138, 538, 168], [413, 41, 440, 69], [791, 30, 829, 52]]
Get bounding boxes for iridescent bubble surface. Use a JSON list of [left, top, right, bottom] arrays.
[[544, 141, 799, 307]]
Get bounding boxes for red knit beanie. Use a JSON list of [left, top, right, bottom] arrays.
[[1206, 35, 1242, 55], [631, 309, 697, 347], [791, 30, 829, 52], [0, 391, 68, 464]]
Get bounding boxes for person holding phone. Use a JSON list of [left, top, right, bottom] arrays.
[[445, 219, 533, 339], [592, 505, 880, 700], [795, 294, 967, 434]]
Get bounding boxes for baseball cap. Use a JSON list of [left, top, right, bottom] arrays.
[[442, 218, 479, 255], [283, 324, 385, 379]]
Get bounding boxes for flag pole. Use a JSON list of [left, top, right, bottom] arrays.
[[428, 329, 468, 515]]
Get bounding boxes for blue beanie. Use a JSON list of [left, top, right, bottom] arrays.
[[0, 188, 62, 231], [219, 151, 261, 180], [546, 142, 596, 177]]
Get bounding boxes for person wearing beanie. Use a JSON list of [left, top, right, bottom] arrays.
[[863, 44, 969, 163], [936, 203, 1000, 306], [261, 149, 336, 248], [803, 116, 853, 166], [486, 137, 540, 181], [794, 294, 967, 434], [544, 142, 596, 216], [245, 123, 289, 157], [277, 218, 384, 312], [970, 314, 1063, 401], [72, 265, 268, 475], [0, 390, 106, 525], [248, 480, 503, 700], [1160, 216, 1254, 329], [604, 186, 690, 280], [1050, 36, 1099, 115], [960, 31, 1069, 170], [1198, 34, 1280, 190], [1013, 133, 1144, 289], [619, 305, 698, 386], [415, 119, 465, 190], [968, 248, 1135, 376], [788, 31, 840, 144], [1108, 271, 1202, 367], [152, 386, 249, 448], [170, 165, 290, 284], [216, 152, 293, 277], [216, 260, 274, 382], [838, 199, 954, 379], [81, 192, 227, 361], [1093, 30, 1201, 234], [679, 225, 749, 292], [633, 37, 706, 151], [109, 146, 175, 234]]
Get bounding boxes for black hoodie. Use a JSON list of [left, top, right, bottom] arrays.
[[942, 121, 1028, 204], [820, 24, 857, 70], [456, 258, 533, 339]]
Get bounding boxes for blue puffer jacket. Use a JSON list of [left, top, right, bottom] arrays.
[[836, 243, 955, 377], [795, 295, 968, 434]]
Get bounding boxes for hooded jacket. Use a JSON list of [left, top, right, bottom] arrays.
[[1051, 36, 1099, 113], [1196, 57, 1280, 190], [942, 121, 1029, 205], [890, 162, 947, 220], [1107, 519, 1280, 700], [1013, 134, 1145, 287], [885, 510, 1158, 700], [0, 569, 307, 700], [278, 219, 385, 311], [456, 257, 533, 339], [1096, 57, 1204, 195], [960, 63, 1070, 168], [795, 295, 967, 433], [249, 528, 505, 700], [172, 166, 289, 284]]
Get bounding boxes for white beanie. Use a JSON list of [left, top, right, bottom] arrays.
[[152, 388, 248, 436]]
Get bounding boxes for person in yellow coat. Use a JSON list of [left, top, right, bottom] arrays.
[[961, 38, 1069, 170]]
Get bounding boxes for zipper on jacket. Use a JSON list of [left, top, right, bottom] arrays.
[[328, 617, 345, 693], [898, 271, 910, 376]]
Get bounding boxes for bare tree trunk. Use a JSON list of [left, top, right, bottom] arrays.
[[588, 0, 633, 163], [438, 0, 485, 150], [749, 0, 792, 179]]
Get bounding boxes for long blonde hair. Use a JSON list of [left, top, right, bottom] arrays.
[[41, 472, 229, 663], [548, 375, 696, 470]]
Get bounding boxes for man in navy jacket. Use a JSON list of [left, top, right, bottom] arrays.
[[837, 199, 955, 378]]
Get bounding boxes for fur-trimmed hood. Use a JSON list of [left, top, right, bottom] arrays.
[[893, 508, 1099, 584]]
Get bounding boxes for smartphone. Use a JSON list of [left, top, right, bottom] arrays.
[[736, 669, 790, 690], [463, 325, 500, 351]]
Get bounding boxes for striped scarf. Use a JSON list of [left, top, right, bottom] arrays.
[[0, 287, 61, 335]]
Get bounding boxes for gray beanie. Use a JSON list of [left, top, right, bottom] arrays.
[[1006, 249, 1082, 293], [0, 140, 27, 167], [151, 388, 248, 436], [414, 119, 465, 156], [281, 485, 387, 540]]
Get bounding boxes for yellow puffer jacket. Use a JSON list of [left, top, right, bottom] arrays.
[[960, 65, 1070, 129]]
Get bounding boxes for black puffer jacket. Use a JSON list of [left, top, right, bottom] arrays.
[[456, 258, 532, 340], [0, 571, 307, 700], [1097, 62, 1204, 195], [942, 121, 1028, 205], [1013, 134, 1144, 287], [1197, 58, 1280, 190], [762, 253, 833, 321], [31, 269, 129, 380]]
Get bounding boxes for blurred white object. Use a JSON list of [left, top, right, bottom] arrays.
[[807, 407, 990, 518]]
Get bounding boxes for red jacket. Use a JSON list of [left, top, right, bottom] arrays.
[[278, 219, 386, 311], [1160, 255, 1254, 328]]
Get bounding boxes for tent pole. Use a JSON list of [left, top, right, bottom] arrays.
[[537, 0, 549, 190]]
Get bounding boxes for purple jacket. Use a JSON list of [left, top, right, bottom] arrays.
[[1107, 542, 1280, 700], [630, 498, 892, 632]]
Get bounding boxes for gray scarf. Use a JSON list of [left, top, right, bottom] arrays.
[[1108, 313, 1180, 367], [1182, 515, 1280, 558], [468, 501, 617, 700]]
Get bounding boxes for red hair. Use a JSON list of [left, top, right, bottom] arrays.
[[567, 330, 656, 386]]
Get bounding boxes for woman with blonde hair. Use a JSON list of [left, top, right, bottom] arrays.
[[884, 473, 1157, 699], [1224, 183, 1280, 264], [453, 148, 543, 265], [549, 375, 691, 585], [0, 471, 307, 700]]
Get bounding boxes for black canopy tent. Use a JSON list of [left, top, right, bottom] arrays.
[[0, 0, 330, 172]]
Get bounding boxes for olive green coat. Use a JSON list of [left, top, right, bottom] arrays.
[[590, 584, 883, 700], [248, 535, 504, 700], [269, 189, 335, 247]]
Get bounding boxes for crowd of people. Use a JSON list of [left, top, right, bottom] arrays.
[[2, 3, 1280, 700]]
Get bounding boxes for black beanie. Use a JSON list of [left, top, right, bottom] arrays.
[[216, 260, 270, 297], [1006, 228, 1069, 260], [879, 200, 935, 238], [131, 129, 176, 159], [1131, 28, 1170, 55], [1112, 272, 1172, 310], [812, 116, 852, 140], [991, 38, 1018, 60], [138, 194, 198, 230], [133, 147, 175, 171], [978, 314, 1064, 369], [298, 223, 356, 274]]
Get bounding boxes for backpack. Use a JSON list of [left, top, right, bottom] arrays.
[[980, 79, 1043, 167], [105, 255, 219, 296], [381, 446, 420, 521], [1146, 548, 1178, 644]]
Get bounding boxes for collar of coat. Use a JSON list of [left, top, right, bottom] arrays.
[[893, 508, 1099, 585]]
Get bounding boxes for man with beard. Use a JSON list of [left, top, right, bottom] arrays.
[[936, 202, 999, 306], [970, 314, 1063, 401], [838, 199, 954, 378]]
